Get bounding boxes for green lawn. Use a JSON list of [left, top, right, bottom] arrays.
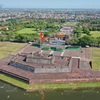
[[0, 42, 25, 59], [90, 48, 100, 70], [81, 33, 86, 37], [82, 31, 100, 38], [17, 28, 38, 35], [90, 31, 100, 38]]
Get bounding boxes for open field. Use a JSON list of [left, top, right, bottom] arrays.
[[90, 48, 100, 70], [17, 28, 38, 34], [0, 42, 25, 59], [90, 31, 100, 38], [81, 31, 100, 38]]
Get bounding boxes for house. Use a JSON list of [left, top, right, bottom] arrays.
[[60, 27, 73, 33], [0, 26, 9, 31]]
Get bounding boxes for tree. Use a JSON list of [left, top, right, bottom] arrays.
[[0, 35, 5, 41], [91, 37, 98, 46], [74, 27, 82, 37], [78, 35, 92, 46], [15, 34, 28, 42], [97, 37, 100, 47], [66, 38, 79, 45], [83, 27, 90, 35]]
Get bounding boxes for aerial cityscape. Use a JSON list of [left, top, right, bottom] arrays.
[[0, 0, 100, 100]]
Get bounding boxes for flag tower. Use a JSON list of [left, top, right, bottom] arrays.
[[40, 32, 45, 48]]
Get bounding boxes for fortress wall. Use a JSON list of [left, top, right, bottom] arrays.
[[34, 67, 71, 73], [67, 58, 73, 72], [26, 57, 53, 64], [9, 61, 35, 73], [9, 60, 72, 73], [9, 61, 71, 73], [29, 77, 100, 84], [79, 61, 91, 70], [0, 68, 29, 83]]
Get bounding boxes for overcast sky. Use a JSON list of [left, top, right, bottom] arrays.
[[0, 0, 100, 8]]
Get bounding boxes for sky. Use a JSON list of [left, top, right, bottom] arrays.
[[0, 0, 100, 9]]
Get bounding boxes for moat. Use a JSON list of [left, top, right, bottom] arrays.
[[0, 81, 100, 100]]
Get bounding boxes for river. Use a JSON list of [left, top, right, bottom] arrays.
[[0, 81, 100, 100]]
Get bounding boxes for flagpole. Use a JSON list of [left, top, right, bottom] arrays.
[[40, 31, 44, 49], [40, 32, 41, 49]]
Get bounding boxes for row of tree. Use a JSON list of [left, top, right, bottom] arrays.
[[0, 34, 40, 42], [78, 18, 100, 24], [66, 35, 100, 47], [0, 18, 64, 42], [0, 18, 66, 42], [74, 26, 90, 37], [77, 18, 100, 32]]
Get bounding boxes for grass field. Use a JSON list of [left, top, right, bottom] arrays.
[[0, 42, 25, 59], [82, 31, 100, 38], [90, 48, 100, 70], [90, 31, 100, 38], [17, 28, 38, 34]]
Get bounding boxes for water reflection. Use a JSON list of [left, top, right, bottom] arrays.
[[39, 90, 45, 100], [0, 81, 17, 92], [0, 81, 100, 100]]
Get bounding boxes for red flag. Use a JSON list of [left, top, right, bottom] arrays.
[[40, 32, 45, 41]]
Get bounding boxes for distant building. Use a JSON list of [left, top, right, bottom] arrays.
[[0, 26, 9, 31], [60, 27, 73, 33], [56, 33, 71, 40]]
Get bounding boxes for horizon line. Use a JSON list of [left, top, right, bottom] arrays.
[[1, 7, 100, 9]]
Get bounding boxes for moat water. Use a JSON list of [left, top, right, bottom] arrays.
[[0, 81, 100, 100]]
